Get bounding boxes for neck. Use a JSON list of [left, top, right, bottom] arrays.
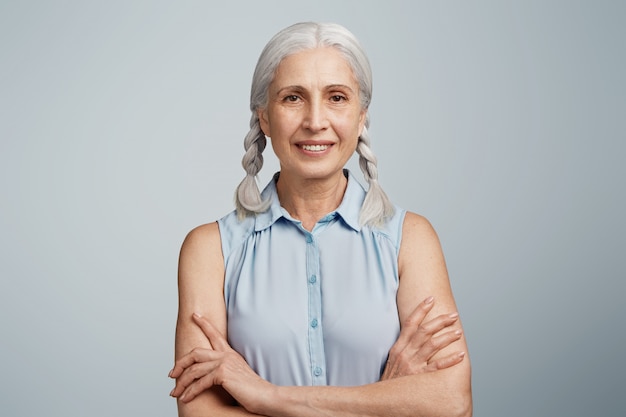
[[276, 170, 348, 231]]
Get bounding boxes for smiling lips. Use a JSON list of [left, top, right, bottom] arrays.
[[299, 144, 331, 152]]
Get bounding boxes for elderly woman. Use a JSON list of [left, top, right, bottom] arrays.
[[170, 22, 472, 416]]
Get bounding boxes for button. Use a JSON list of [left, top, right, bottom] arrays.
[[305, 234, 313, 243], [310, 318, 318, 328], [309, 275, 317, 284], [313, 366, 323, 376]]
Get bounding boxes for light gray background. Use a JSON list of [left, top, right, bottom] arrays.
[[1, 1, 624, 416]]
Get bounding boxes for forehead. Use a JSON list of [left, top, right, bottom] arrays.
[[272, 47, 358, 88]]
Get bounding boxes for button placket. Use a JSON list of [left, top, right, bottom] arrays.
[[305, 231, 326, 384]]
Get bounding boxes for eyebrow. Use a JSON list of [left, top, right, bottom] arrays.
[[274, 84, 356, 96]]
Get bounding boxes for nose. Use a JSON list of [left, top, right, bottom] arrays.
[[303, 99, 329, 132]]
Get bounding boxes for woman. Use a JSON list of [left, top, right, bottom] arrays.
[[170, 22, 472, 416]]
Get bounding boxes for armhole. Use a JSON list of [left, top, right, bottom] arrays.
[[216, 218, 229, 261], [371, 206, 406, 257], [395, 208, 407, 256], [217, 211, 257, 263]]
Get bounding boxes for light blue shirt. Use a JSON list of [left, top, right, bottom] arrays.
[[218, 170, 406, 387]]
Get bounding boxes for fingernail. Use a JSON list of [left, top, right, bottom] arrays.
[[168, 369, 172, 377], [455, 329, 463, 336], [458, 351, 466, 358], [169, 389, 175, 397], [449, 312, 459, 319], [424, 296, 434, 304], [193, 312, 202, 319]]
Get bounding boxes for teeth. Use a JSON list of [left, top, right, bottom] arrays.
[[301, 144, 329, 151]]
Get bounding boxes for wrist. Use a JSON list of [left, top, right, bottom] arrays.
[[249, 380, 280, 415]]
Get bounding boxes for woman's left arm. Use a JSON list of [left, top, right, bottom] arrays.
[[171, 212, 472, 417], [391, 212, 472, 412], [275, 213, 472, 417]]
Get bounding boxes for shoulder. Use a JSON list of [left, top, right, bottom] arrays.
[[177, 222, 227, 332], [396, 212, 453, 322], [400, 212, 442, 250], [402, 211, 434, 230], [398, 211, 447, 283], [180, 222, 221, 256], [178, 222, 224, 282]]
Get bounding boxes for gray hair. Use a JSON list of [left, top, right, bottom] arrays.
[[235, 22, 394, 227]]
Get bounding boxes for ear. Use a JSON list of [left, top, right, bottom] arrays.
[[257, 107, 270, 137], [358, 108, 367, 137]]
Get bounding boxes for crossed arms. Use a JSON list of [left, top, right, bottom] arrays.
[[170, 213, 472, 416]]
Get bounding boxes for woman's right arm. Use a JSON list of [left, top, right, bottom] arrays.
[[174, 223, 262, 417]]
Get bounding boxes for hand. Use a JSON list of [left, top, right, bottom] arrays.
[[381, 297, 466, 380], [169, 313, 274, 413]]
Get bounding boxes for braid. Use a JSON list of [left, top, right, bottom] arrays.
[[356, 126, 395, 227], [235, 114, 270, 219]]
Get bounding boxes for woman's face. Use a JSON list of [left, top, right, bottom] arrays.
[[258, 47, 367, 182]]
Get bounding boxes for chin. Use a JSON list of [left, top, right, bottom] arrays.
[[286, 165, 343, 181]]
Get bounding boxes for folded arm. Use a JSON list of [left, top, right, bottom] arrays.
[[264, 213, 472, 416], [174, 223, 261, 416], [172, 213, 471, 416]]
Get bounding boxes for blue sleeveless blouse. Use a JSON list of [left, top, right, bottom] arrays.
[[218, 171, 406, 387]]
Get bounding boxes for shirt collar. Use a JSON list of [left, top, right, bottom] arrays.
[[254, 169, 365, 232]]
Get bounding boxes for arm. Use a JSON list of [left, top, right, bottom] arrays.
[[394, 213, 472, 402], [385, 212, 472, 414], [173, 213, 472, 417], [174, 223, 263, 416], [381, 296, 466, 379], [266, 213, 471, 416]]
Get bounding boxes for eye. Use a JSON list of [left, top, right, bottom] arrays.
[[330, 94, 347, 102], [283, 94, 300, 102]]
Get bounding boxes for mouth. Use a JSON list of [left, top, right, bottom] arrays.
[[298, 144, 331, 152]]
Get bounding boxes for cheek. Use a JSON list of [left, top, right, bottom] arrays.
[[267, 110, 300, 137], [342, 113, 365, 138]]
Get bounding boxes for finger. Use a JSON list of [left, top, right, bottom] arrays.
[[169, 348, 215, 379], [415, 329, 464, 363], [171, 360, 221, 397], [397, 312, 458, 361], [179, 374, 217, 403], [410, 312, 459, 348], [172, 361, 216, 396], [170, 348, 212, 379], [382, 297, 435, 380], [192, 313, 231, 351], [404, 296, 435, 328], [381, 358, 395, 381], [423, 351, 466, 372], [383, 338, 418, 380], [396, 296, 435, 347]]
